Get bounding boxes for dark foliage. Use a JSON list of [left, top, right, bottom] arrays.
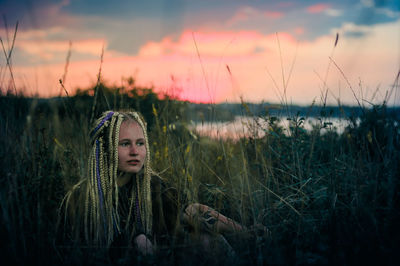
[[0, 84, 399, 265]]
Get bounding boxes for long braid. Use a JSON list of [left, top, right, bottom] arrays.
[[112, 115, 123, 233], [130, 112, 152, 234], [108, 115, 117, 183], [105, 114, 116, 240]]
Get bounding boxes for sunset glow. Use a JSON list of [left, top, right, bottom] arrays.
[[1, 0, 399, 105]]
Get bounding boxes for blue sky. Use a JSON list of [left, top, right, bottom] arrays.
[[0, 0, 399, 104]]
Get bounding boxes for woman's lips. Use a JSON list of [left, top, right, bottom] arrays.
[[127, 160, 140, 165]]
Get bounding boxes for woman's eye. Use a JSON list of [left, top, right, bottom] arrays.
[[137, 142, 145, 146], [120, 142, 129, 147]]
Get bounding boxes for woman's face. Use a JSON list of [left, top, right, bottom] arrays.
[[117, 120, 146, 174]]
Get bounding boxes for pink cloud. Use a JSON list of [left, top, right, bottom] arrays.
[[307, 3, 331, 14]]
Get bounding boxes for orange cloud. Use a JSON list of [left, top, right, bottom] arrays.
[[307, 3, 331, 14]]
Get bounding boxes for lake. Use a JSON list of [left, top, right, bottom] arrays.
[[190, 116, 358, 139]]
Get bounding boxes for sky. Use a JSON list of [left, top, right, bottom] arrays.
[[0, 0, 399, 105]]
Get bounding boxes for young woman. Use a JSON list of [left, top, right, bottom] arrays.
[[61, 110, 261, 262]]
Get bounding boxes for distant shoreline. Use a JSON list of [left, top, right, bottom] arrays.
[[2, 94, 399, 122]]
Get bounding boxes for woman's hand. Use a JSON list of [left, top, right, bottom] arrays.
[[183, 203, 245, 234], [133, 234, 154, 256]]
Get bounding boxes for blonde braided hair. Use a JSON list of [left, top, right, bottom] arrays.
[[83, 110, 152, 246]]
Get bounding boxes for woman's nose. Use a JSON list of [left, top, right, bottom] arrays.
[[129, 145, 138, 155]]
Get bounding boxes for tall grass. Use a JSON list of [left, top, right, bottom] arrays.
[[1, 80, 399, 264], [1, 17, 399, 264]]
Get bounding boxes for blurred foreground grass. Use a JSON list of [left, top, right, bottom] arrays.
[[0, 84, 399, 265]]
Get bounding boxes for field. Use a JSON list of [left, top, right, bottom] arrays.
[[0, 82, 399, 265]]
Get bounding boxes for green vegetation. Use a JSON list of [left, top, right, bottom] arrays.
[[0, 82, 399, 265]]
